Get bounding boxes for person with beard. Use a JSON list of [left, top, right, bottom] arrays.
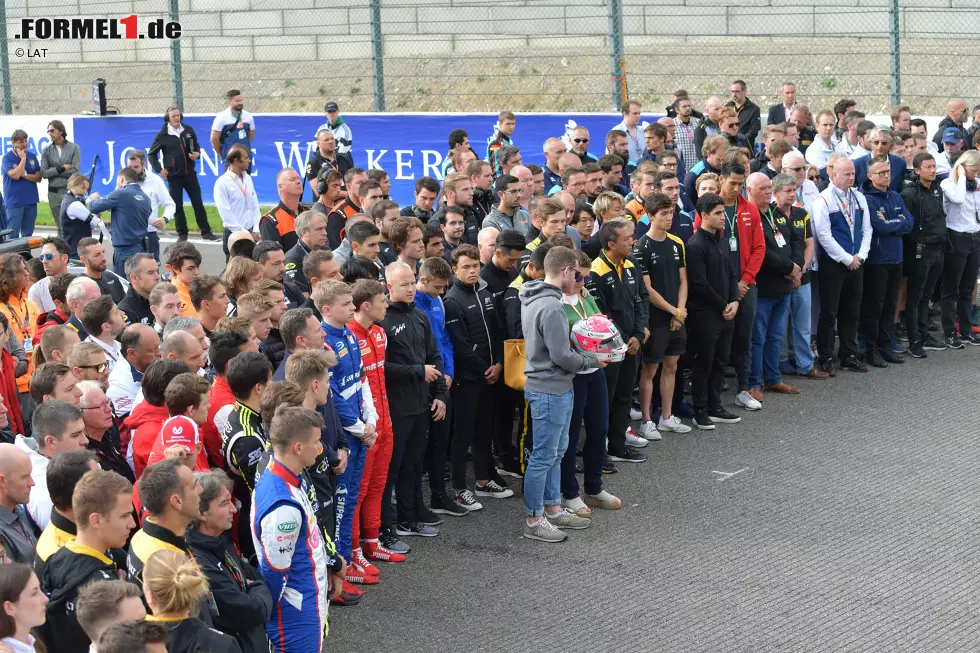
[[430, 173, 479, 245], [118, 254, 159, 328], [305, 129, 352, 201], [211, 89, 255, 162], [468, 160, 494, 224]]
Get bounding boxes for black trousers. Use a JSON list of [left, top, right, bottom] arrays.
[[424, 394, 451, 500], [905, 244, 944, 343], [817, 259, 864, 362], [941, 230, 980, 337], [491, 384, 520, 469], [451, 380, 495, 488], [604, 352, 639, 454], [688, 315, 734, 411], [730, 285, 757, 393], [167, 173, 212, 236], [861, 263, 903, 353], [382, 412, 429, 528]]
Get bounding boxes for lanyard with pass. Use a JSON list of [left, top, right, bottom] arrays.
[[766, 209, 786, 247], [725, 206, 738, 252]]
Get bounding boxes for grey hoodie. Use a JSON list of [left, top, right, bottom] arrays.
[[519, 279, 594, 394]]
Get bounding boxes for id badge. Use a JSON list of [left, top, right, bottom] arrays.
[[23, 337, 32, 354], [238, 128, 246, 139], [729, 236, 738, 252], [774, 232, 787, 248]]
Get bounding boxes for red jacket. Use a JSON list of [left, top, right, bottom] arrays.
[[124, 401, 171, 478], [0, 349, 23, 435], [202, 376, 235, 470], [348, 319, 392, 442], [694, 195, 766, 284]]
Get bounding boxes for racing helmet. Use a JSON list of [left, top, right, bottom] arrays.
[[571, 315, 627, 363]]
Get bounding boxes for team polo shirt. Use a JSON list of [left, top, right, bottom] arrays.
[[633, 231, 686, 326], [1, 149, 40, 208]]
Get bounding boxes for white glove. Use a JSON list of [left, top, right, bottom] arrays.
[[90, 217, 110, 240]]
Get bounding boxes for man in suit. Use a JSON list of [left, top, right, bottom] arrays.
[[767, 82, 797, 127]]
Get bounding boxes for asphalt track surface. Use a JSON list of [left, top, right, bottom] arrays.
[[327, 344, 980, 652]]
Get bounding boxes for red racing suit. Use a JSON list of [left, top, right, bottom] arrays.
[[347, 319, 394, 544]]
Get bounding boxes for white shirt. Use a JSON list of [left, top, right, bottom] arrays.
[[809, 184, 872, 265], [848, 145, 870, 161], [27, 276, 55, 313], [315, 120, 352, 155], [934, 151, 952, 175], [212, 107, 256, 137], [84, 334, 122, 373], [941, 174, 980, 234], [139, 169, 176, 233], [795, 179, 820, 214], [780, 103, 796, 122], [835, 137, 857, 158], [13, 435, 51, 530], [2, 635, 38, 653], [805, 137, 835, 169], [214, 169, 261, 232], [107, 355, 141, 417], [167, 123, 184, 137]]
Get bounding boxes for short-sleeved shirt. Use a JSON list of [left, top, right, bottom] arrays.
[[633, 232, 686, 326], [211, 108, 255, 157], [1, 149, 41, 209]]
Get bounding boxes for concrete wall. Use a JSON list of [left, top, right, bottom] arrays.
[[6, 0, 977, 64]]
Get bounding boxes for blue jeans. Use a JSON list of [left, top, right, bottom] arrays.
[[523, 387, 573, 517], [334, 433, 367, 560], [750, 294, 790, 388], [112, 243, 144, 277], [781, 283, 814, 373], [5, 204, 36, 239]]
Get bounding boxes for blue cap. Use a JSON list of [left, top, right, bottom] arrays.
[[942, 127, 962, 144]]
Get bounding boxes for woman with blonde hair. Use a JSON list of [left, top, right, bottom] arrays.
[[142, 550, 241, 653], [939, 149, 980, 348]]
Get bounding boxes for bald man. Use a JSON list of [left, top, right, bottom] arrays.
[[0, 442, 38, 563], [161, 331, 205, 373], [478, 227, 498, 265], [569, 126, 598, 165], [933, 98, 969, 149], [694, 96, 724, 159], [543, 137, 566, 190], [511, 165, 533, 207]]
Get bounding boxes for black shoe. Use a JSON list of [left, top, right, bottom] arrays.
[[416, 506, 444, 526], [866, 350, 888, 368], [818, 358, 837, 377], [602, 455, 618, 474], [395, 521, 440, 537], [608, 448, 647, 463], [200, 232, 220, 241], [946, 335, 965, 350], [880, 349, 904, 364], [840, 356, 869, 372], [177, 233, 188, 242], [708, 407, 741, 424], [964, 333, 980, 346], [693, 409, 715, 430], [922, 336, 947, 351], [908, 342, 927, 359], [379, 528, 411, 554], [430, 495, 468, 517], [489, 471, 510, 488]]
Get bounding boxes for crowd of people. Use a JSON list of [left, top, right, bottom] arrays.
[[0, 82, 977, 652]]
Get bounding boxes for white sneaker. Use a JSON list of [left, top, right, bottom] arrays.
[[629, 407, 642, 421], [625, 427, 649, 448], [637, 420, 662, 441], [658, 415, 692, 433], [735, 390, 762, 411]]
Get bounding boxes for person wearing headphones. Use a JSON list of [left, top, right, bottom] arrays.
[[148, 106, 218, 242], [213, 145, 261, 261], [125, 150, 176, 262]]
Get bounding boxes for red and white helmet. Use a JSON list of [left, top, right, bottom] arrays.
[[571, 315, 627, 363]]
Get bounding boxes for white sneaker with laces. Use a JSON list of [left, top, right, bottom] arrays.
[[658, 415, 692, 434], [735, 390, 762, 411], [637, 420, 662, 441], [624, 428, 649, 448], [629, 408, 642, 421]]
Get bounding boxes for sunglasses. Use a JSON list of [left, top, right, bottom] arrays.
[[574, 272, 584, 283], [573, 138, 589, 144], [77, 362, 109, 374], [39, 253, 57, 261], [784, 166, 804, 173]]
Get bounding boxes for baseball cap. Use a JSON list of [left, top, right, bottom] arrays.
[[942, 127, 962, 144], [159, 415, 200, 453], [324, 102, 339, 112]]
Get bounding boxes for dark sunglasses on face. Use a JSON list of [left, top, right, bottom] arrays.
[[784, 166, 804, 173], [573, 138, 589, 144], [574, 272, 584, 283], [39, 253, 57, 261], [77, 362, 109, 374]]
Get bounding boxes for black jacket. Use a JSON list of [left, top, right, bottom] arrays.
[[767, 104, 793, 127], [756, 204, 804, 297], [38, 539, 119, 653], [750, 151, 770, 174], [585, 251, 649, 341], [148, 122, 203, 177], [283, 240, 313, 294], [151, 616, 243, 653], [443, 278, 504, 382], [299, 295, 322, 321], [472, 187, 494, 223], [185, 529, 273, 653], [686, 227, 739, 316], [502, 272, 530, 340], [283, 280, 306, 309], [932, 116, 967, 149], [262, 328, 287, 370], [900, 178, 947, 248], [118, 285, 154, 327], [726, 98, 761, 147], [723, 131, 751, 150], [381, 299, 448, 416], [480, 259, 519, 317], [430, 205, 481, 246]]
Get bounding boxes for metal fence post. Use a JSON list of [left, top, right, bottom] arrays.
[[170, 0, 184, 110], [607, 0, 625, 112], [889, 0, 900, 105], [0, 0, 12, 114], [370, 0, 385, 112]]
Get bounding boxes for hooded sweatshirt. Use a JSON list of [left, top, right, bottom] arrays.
[[518, 279, 594, 395], [124, 400, 172, 477]]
